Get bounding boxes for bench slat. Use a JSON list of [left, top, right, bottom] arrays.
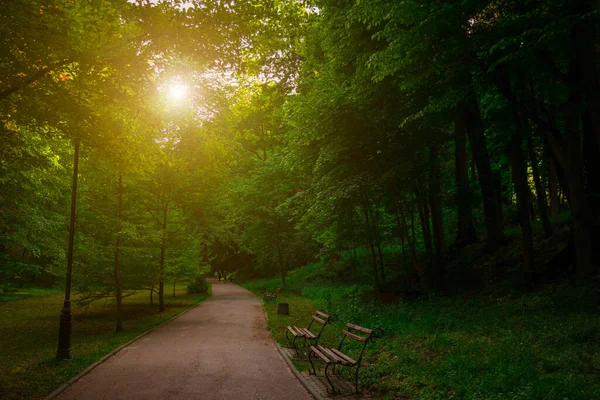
[[330, 348, 357, 365], [346, 323, 373, 334], [318, 346, 343, 363], [315, 310, 330, 319], [299, 328, 316, 339], [287, 326, 301, 337], [318, 346, 350, 365], [310, 346, 331, 363], [312, 315, 327, 325], [343, 329, 367, 342]]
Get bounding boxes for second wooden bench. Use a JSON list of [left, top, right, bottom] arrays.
[[308, 322, 384, 395]]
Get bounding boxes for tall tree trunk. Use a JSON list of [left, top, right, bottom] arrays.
[[429, 145, 445, 290], [509, 118, 535, 284], [468, 145, 478, 183], [526, 131, 553, 237], [359, 187, 381, 291], [415, 184, 433, 267], [113, 170, 124, 332], [548, 156, 559, 218], [371, 199, 386, 284], [352, 248, 357, 281], [159, 205, 167, 312], [494, 67, 536, 280], [399, 219, 407, 264], [409, 205, 416, 246], [566, 18, 596, 282], [150, 285, 154, 305], [173, 281, 176, 297], [275, 216, 286, 287], [454, 114, 477, 245], [392, 191, 424, 287], [464, 96, 505, 248]]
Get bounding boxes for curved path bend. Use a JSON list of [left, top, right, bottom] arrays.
[[58, 282, 312, 400]]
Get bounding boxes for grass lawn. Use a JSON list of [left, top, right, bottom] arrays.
[[0, 284, 211, 400], [242, 274, 600, 400]]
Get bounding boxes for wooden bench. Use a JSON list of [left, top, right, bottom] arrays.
[[308, 323, 384, 395], [286, 310, 331, 355], [260, 287, 280, 302]]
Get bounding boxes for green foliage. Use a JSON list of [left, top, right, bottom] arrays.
[[1, 1, 599, 398], [243, 270, 600, 400], [186, 275, 209, 294]]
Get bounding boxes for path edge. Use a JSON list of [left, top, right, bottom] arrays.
[[275, 342, 324, 400], [43, 291, 212, 400], [258, 303, 323, 400]]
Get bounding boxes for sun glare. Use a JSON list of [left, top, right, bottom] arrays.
[[168, 83, 189, 103]]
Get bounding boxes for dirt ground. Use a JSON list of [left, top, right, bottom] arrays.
[[57, 281, 312, 400]]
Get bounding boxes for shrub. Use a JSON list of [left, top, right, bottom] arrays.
[[186, 275, 209, 294]]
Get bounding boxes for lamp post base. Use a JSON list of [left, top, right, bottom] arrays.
[[56, 300, 72, 359]]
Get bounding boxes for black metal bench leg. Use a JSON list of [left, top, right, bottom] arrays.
[[325, 362, 337, 395], [292, 335, 301, 356], [299, 336, 308, 357], [353, 364, 361, 395], [308, 350, 317, 375]]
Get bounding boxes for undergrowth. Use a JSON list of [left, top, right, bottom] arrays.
[[242, 264, 600, 400]]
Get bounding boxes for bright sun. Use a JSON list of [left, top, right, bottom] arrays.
[[167, 83, 189, 102]]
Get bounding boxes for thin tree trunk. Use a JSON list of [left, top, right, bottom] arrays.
[[173, 281, 176, 297], [359, 187, 381, 291], [494, 67, 535, 280], [566, 19, 596, 282], [275, 216, 286, 287], [377, 244, 386, 284], [565, 97, 594, 282], [509, 119, 535, 283], [371, 199, 386, 284], [468, 145, 478, 183], [159, 205, 167, 312], [455, 114, 477, 245], [548, 156, 559, 218], [113, 170, 124, 332], [150, 285, 154, 305], [429, 145, 445, 290], [399, 218, 407, 264], [464, 96, 505, 248], [526, 131, 553, 237], [352, 248, 357, 281], [392, 191, 424, 287], [409, 208, 416, 245], [415, 184, 433, 266]]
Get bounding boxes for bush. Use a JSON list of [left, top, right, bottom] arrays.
[[186, 275, 209, 294]]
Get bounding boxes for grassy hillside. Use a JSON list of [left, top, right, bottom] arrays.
[[242, 261, 600, 399]]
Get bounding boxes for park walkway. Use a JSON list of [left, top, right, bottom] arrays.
[[57, 282, 312, 400]]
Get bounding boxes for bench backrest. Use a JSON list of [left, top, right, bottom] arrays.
[[338, 323, 384, 363], [307, 310, 331, 337]]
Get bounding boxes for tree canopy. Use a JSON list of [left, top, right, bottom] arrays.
[[1, 0, 599, 332]]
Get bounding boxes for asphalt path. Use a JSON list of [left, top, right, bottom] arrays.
[[57, 281, 312, 400]]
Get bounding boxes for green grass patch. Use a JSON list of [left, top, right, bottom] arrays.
[[0, 283, 211, 400], [0, 287, 63, 302], [242, 274, 600, 400]]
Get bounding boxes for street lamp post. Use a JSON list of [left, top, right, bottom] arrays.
[[56, 137, 81, 359]]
